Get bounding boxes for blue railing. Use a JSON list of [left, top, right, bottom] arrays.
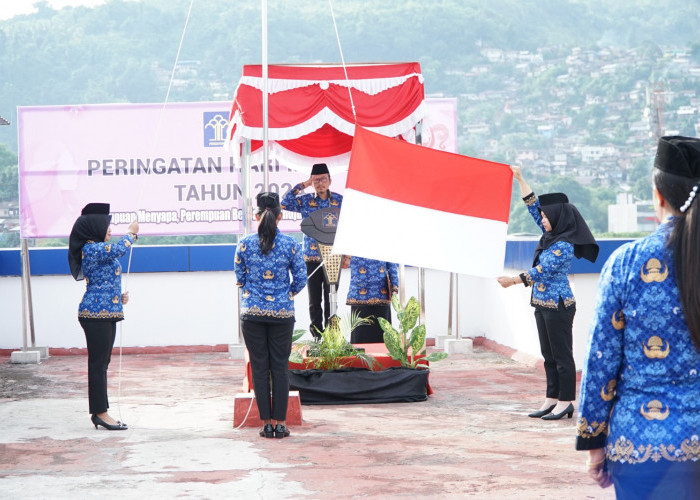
[[0, 239, 634, 277]]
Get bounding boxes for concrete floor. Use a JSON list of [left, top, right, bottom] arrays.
[[0, 347, 614, 499]]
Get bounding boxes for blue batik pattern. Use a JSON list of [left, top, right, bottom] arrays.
[[576, 219, 700, 464], [523, 193, 575, 309], [234, 230, 307, 320], [281, 183, 343, 262], [346, 257, 399, 305], [78, 234, 135, 320]]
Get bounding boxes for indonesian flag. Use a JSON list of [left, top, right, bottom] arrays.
[[332, 126, 513, 277]]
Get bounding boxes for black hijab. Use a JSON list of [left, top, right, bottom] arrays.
[[533, 193, 599, 265], [68, 203, 111, 281]]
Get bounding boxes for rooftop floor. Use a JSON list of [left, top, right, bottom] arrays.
[[0, 347, 614, 499]]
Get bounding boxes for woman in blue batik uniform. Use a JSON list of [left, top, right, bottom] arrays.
[[235, 192, 307, 439], [68, 202, 138, 431], [342, 256, 399, 343], [497, 166, 598, 420], [577, 136, 700, 498]]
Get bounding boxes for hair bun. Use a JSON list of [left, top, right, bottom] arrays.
[[256, 192, 280, 210]]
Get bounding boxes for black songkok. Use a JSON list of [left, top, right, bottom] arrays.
[[311, 163, 329, 176], [654, 136, 700, 179]]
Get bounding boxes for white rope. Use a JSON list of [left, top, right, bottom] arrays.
[[327, 0, 356, 121], [115, 320, 125, 424], [114, 243, 135, 425], [114, 0, 195, 425], [306, 259, 326, 280], [232, 397, 256, 431]]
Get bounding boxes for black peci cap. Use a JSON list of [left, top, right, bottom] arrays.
[[311, 163, 329, 176], [654, 136, 700, 179]]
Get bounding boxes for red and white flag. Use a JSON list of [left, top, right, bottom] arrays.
[[332, 126, 513, 277]]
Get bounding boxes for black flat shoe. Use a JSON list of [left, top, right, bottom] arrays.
[[259, 423, 274, 438], [91, 414, 128, 430], [274, 424, 290, 439], [528, 404, 556, 418], [541, 403, 574, 421]]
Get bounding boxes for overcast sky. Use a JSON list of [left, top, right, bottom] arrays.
[[0, 0, 108, 20]]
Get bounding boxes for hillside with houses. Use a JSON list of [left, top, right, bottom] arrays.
[[1, 0, 699, 243]]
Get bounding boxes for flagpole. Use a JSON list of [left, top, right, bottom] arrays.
[[261, 0, 269, 190], [415, 121, 426, 327]]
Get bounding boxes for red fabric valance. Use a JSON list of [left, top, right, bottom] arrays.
[[227, 62, 425, 171]]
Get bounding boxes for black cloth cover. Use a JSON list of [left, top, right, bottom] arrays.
[[300, 207, 340, 245], [289, 367, 429, 405]]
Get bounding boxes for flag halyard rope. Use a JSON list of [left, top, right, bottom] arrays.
[[328, 0, 356, 122], [115, 0, 196, 425]]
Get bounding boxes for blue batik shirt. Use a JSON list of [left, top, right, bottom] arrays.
[[281, 183, 343, 262], [78, 234, 135, 321], [522, 193, 575, 310], [346, 257, 400, 306], [234, 230, 307, 321], [576, 219, 700, 464]]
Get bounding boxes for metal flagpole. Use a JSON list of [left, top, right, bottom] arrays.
[[415, 121, 426, 326], [455, 274, 461, 339], [20, 239, 29, 352], [447, 273, 454, 335], [261, 0, 269, 191], [237, 138, 253, 346], [20, 238, 36, 349], [232, 0, 267, 358]]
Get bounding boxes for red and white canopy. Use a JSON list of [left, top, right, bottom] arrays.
[[226, 62, 425, 172]]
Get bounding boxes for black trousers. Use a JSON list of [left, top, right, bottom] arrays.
[[306, 261, 330, 338], [350, 304, 391, 344], [533, 303, 576, 401], [79, 319, 117, 415], [241, 318, 294, 421]]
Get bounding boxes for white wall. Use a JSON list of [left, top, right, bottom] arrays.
[[0, 267, 600, 368]]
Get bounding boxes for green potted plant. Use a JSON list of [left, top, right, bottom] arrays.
[[379, 295, 449, 368], [289, 312, 380, 370]]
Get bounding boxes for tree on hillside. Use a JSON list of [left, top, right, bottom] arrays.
[[0, 145, 18, 202]]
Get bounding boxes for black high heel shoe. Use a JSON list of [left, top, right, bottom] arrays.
[[259, 423, 274, 438], [274, 424, 290, 439], [528, 404, 556, 418], [91, 414, 128, 430], [541, 403, 574, 420]]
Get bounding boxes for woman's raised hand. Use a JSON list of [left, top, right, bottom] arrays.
[[511, 165, 523, 180]]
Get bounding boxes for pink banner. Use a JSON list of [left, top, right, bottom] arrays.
[[18, 102, 247, 238], [17, 99, 453, 238], [401, 98, 459, 153], [422, 98, 459, 154]]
